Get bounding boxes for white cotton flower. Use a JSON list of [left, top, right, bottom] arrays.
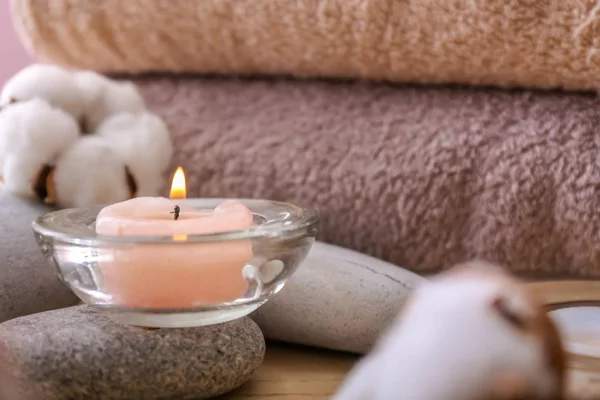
[[51, 136, 135, 208], [333, 261, 565, 400], [0, 98, 79, 198], [97, 112, 173, 196], [1, 63, 86, 120], [74, 71, 146, 132]]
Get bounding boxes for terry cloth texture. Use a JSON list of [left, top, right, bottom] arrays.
[[11, 0, 600, 91], [130, 75, 600, 280]]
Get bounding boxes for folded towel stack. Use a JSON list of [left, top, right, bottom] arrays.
[[10, 0, 600, 279]]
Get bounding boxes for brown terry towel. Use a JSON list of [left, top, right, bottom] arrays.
[[11, 0, 600, 91], [129, 76, 600, 280]]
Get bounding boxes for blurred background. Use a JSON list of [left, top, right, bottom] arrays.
[[0, 4, 31, 84]]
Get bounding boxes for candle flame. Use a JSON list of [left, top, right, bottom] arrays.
[[170, 166, 186, 199]]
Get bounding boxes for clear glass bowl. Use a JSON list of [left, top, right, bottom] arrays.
[[32, 198, 318, 328], [529, 281, 600, 398]]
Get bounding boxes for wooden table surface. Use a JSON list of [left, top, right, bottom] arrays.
[[221, 280, 600, 399], [223, 343, 357, 399]]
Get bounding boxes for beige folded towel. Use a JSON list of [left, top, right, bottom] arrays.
[[11, 0, 600, 90]]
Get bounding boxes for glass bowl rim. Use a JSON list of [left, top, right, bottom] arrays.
[[32, 197, 319, 246], [527, 280, 600, 361]]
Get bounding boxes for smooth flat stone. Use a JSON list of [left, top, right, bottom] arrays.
[[0, 306, 265, 400], [251, 241, 424, 354], [0, 190, 79, 323]]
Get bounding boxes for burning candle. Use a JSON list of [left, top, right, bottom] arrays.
[[95, 167, 254, 309]]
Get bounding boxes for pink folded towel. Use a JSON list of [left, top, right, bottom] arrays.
[[130, 76, 600, 279]]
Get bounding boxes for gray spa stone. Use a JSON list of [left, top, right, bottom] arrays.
[[0, 190, 79, 323], [0, 306, 265, 400], [251, 241, 425, 354]]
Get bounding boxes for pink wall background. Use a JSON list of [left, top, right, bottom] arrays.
[[0, 3, 33, 85]]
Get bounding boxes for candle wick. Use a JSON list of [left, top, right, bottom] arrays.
[[170, 205, 180, 221]]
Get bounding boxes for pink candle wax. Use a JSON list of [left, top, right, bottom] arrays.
[[95, 197, 254, 309]]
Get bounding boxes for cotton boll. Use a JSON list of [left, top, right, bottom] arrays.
[[0, 98, 79, 156], [74, 71, 146, 132], [51, 136, 135, 208], [72, 72, 105, 130], [2, 154, 46, 197], [333, 261, 565, 400], [1, 64, 85, 120], [97, 112, 173, 196], [0, 99, 79, 198]]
